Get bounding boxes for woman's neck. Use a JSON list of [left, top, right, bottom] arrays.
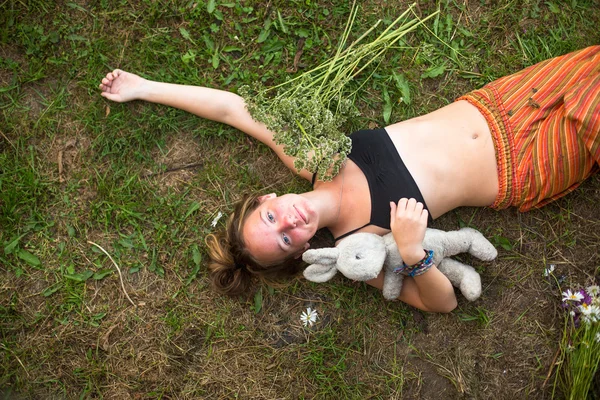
[[302, 175, 346, 230]]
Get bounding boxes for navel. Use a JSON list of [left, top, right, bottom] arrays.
[[472, 133, 479, 140]]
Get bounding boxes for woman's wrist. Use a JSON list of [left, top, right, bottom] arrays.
[[401, 247, 427, 266], [394, 249, 435, 277]]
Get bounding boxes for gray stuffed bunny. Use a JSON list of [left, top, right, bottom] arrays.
[[302, 228, 498, 301]]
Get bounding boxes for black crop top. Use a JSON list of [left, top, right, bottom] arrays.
[[312, 128, 430, 241]]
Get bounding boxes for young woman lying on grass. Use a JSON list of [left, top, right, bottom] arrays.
[[99, 46, 600, 313]]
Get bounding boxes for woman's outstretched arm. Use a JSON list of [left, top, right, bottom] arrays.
[[99, 69, 312, 181]]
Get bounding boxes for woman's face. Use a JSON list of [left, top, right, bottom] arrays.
[[242, 193, 318, 265]]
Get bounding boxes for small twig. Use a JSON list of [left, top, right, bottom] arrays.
[[88, 241, 136, 307], [543, 347, 562, 387], [140, 162, 204, 178], [0, 130, 15, 149], [58, 150, 64, 182]]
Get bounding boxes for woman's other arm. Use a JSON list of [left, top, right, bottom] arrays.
[[386, 198, 457, 313], [99, 70, 312, 181]]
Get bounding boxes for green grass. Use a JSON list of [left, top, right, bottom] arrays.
[[1, 0, 600, 398]]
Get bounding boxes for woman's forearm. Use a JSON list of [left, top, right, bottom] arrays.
[[140, 80, 243, 125], [366, 268, 457, 313], [411, 267, 457, 312], [138, 80, 293, 165]]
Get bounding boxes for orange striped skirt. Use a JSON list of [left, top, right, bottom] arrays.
[[458, 46, 600, 211]]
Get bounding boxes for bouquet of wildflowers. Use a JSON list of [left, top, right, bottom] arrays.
[[240, 3, 438, 181], [554, 285, 600, 399]]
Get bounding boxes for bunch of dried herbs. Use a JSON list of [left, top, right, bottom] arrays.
[[240, 3, 438, 181]]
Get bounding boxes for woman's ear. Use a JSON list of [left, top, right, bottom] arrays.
[[293, 242, 311, 259], [258, 193, 277, 203]]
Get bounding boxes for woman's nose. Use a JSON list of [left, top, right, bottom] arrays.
[[281, 214, 297, 228]]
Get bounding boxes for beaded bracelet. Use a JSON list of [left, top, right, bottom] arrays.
[[393, 249, 435, 277]]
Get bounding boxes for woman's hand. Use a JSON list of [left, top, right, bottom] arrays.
[[99, 69, 147, 103], [389, 198, 428, 266]]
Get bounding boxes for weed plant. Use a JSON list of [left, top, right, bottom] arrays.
[[553, 285, 600, 399]]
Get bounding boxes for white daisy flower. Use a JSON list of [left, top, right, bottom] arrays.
[[300, 307, 318, 327], [579, 304, 600, 325], [579, 303, 592, 315], [588, 305, 600, 323], [586, 285, 600, 297], [543, 264, 555, 277], [562, 289, 584, 303]]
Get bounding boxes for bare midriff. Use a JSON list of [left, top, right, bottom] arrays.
[[385, 100, 499, 218]]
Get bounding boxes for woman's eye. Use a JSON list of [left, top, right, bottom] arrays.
[[267, 212, 275, 222], [282, 234, 291, 245]]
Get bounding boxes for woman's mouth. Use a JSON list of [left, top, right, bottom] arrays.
[[294, 205, 307, 224]]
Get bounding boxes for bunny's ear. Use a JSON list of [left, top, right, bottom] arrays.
[[303, 263, 339, 282], [302, 248, 340, 283], [302, 247, 339, 265]]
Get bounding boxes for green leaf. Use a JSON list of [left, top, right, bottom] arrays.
[[185, 201, 200, 219], [180, 27, 197, 45], [212, 49, 220, 69], [393, 72, 411, 105], [182, 49, 196, 64], [17, 249, 41, 267], [203, 35, 215, 51], [64, 270, 93, 282], [493, 235, 513, 251], [257, 18, 272, 43], [66, 34, 87, 42], [458, 26, 473, 37], [382, 88, 392, 124], [547, 2, 560, 13], [253, 288, 262, 314], [119, 238, 134, 249], [295, 27, 310, 38], [277, 11, 288, 34], [421, 65, 446, 79], [4, 234, 25, 255], [257, 28, 270, 43], [93, 269, 113, 280], [186, 264, 200, 286], [192, 246, 202, 266], [42, 283, 63, 297], [179, 27, 192, 42], [207, 0, 216, 13]]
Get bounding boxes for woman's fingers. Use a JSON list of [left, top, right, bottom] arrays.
[[390, 198, 427, 230], [420, 208, 429, 223], [392, 198, 425, 217]]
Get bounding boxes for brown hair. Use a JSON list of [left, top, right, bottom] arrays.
[[205, 193, 304, 296]]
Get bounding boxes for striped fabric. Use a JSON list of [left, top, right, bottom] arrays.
[[458, 46, 600, 211]]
